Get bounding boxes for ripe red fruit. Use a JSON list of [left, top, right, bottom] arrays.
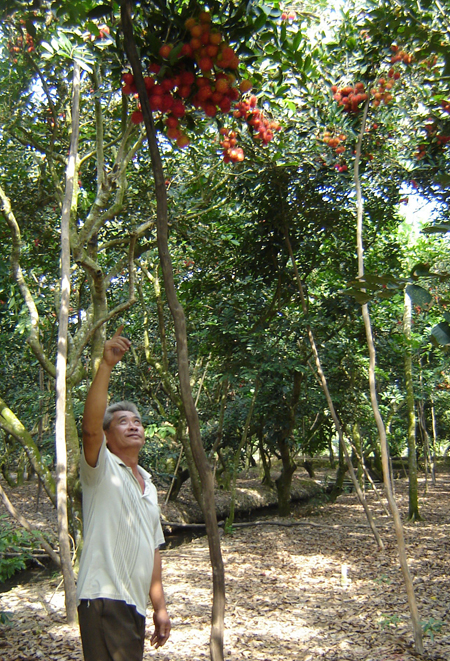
[[199, 10, 211, 23], [161, 94, 174, 112], [180, 43, 194, 58], [167, 127, 181, 140], [148, 63, 161, 74], [159, 44, 172, 59], [206, 44, 219, 58], [240, 79, 252, 93], [196, 77, 210, 88], [219, 97, 231, 113], [209, 31, 222, 45], [161, 78, 175, 92], [166, 115, 179, 128], [211, 91, 223, 104], [190, 37, 202, 51], [179, 85, 192, 98], [131, 110, 144, 124], [199, 56, 214, 71], [122, 72, 134, 85], [185, 17, 196, 30], [171, 100, 186, 118], [220, 46, 234, 61], [177, 134, 190, 148], [180, 71, 195, 86], [122, 84, 133, 95], [148, 95, 162, 111], [216, 78, 229, 94], [204, 103, 217, 117], [198, 86, 212, 102], [190, 24, 203, 38], [143, 76, 155, 90]]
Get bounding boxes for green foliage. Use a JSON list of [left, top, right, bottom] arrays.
[[422, 616, 444, 641], [0, 515, 38, 582]]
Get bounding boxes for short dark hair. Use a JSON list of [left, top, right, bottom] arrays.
[[103, 401, 141, 431]]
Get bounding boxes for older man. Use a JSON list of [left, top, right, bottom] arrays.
[[76, 327, 171, 661]]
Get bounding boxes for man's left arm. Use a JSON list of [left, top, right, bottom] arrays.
[[149, 549, 171, 648]]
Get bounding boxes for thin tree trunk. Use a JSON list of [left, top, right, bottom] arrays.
[[284, 231, 384, 550], [54, 60, 80, 627], [226, 378, 260, 529], [121, 5, 225, 659], [0, 482, 61, 566], [430, 400, 437, 485], [403, 289, 421, 520], [355, 102, 423, 654]]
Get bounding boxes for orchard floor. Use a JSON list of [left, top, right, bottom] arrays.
[[1, 474, 450, 661]]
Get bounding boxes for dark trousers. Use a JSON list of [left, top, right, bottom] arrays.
[[78, 598, 146, 661]]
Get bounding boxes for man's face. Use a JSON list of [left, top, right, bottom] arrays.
[[105, 410, 145, 456]]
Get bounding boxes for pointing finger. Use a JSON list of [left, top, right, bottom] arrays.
[[112, 324, 124, 338]]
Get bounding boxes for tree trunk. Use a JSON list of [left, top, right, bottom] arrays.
[[226, 379, 260, 529], [355, 102, 423, 654], [121, 6, 225, 659], [403, 289, 420, 520], [54, 60, 80, 627], [430, 400, 437, 485], [284, 232, 384, 550], [275, 438, 297, 516], [258, 431, 273, 487], [0, 398, 56, 505]]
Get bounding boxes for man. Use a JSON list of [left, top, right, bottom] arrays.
[[76, 326, 171, 661]]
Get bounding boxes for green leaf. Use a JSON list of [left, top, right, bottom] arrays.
[[406, 284, 432, 307], [87, 4, 112, 19], [292, 33, 303, 52], [431, 322, 450, 346], [41, 41, 54, 54], [422, 223, 450, 234], [410, 263, 431, 277]]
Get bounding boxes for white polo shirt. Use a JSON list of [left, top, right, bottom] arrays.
[[76, 439, 165, 616]]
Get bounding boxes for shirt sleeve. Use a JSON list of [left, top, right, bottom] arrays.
[[80, 437, 108, 486]]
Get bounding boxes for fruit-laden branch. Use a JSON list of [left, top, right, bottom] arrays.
[[0, 397, 56, 506], [354, 101, 423, 654], [121, 3, 225, 660], [0, 183, 56, 378], [0, 481, 60, 567]]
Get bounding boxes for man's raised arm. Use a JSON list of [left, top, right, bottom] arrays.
[[82, 326, 131, 467]]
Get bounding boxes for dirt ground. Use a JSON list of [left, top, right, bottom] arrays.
[[1, 472, 449, 661]]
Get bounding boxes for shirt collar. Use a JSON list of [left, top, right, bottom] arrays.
[[107, 446, 153, 482]]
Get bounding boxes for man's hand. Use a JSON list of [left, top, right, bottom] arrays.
[[82, 324, 131, 467], [150, 608, 171, 648], [102, 325, 131, 368]]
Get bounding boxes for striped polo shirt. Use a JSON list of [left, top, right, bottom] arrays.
[[76, 439, 165, 616]]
